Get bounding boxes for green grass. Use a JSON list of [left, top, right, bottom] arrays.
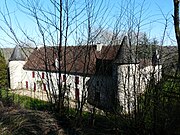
[[0, 89, 50, 111], [0, 89, 121, 135]]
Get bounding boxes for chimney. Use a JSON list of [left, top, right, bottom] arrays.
[[55, 58, 59, 69], [96, 43, 103, 51]]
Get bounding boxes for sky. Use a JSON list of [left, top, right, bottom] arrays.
[[0, 0, 176, 48]]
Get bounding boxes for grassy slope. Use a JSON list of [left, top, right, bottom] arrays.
[[0, 90, 118, 135], [0, 89, 60, 135]]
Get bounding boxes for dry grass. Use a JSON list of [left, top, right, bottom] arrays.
[[0, 106, 62, 135]]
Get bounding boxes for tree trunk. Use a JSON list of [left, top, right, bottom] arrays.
[[173, 0, 180, 69]]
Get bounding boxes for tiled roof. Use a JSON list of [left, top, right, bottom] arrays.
[[2, 46, 34, 63], [9, 45, 26, 61], [114, 36, 136, 64], [23, 45, 120, 75]]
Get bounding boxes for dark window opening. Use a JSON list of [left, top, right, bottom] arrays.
[[43, 83, 46, 91], [96, 59, 113, 76], [34, 83, 36, 92], [75, 76, 79, 84], [32, 71, 35, 78], [97, 81, 99, 86], [75, 88, 79, 100], [63, 75, 66, 82], [26, 81, 28, 89], [42, 72, 45, 79], [94, 91, 100, 102]]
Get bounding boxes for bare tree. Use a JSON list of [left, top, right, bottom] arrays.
[[0, 0, 110, 117], [1, 0, 175, 133], [173, 0, 180, 69], [0, 0, 82, 114]]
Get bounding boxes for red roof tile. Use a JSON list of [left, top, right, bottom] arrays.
[[23, 45, 120, 75]]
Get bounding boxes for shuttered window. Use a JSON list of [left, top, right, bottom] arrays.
[[42, 72, 45, 79], [75, 88, 79, 100], [75, 76, 79, 84], [34, 83, 36, 92], [43, 83, 46, 91], [26, 81, 28, 89], [32, 71, 35, 78], [63, 75, 66, 82]]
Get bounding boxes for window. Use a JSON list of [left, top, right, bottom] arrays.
[[34, 83, 36, 92], [42, 72, 45, 79], [32, 71, 35, 78], [75, 88, 79, 100], [75, 76, 79, 84], [57, 79, 59, 85], [94, 91, 100, 102], [96, 59, 113, 76], [43, 83, 46, 91], [63, 75, 66, 82], [128, 65, 130, 72], [96, 81, 99, 86], [26, 81, 28, 89]]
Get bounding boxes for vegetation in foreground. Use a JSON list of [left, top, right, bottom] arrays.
[[0, 90, 120, 135], [1, 72, 180, 135], [0, 107, 59, 135]]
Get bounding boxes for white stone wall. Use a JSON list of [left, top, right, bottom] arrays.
[[140, 65, 162, 84], [9, 61, 26, 89], [117, 64, 139, 113], [9, 59, 90, 105], [117, 64, 162, 113], [9, 59, 162, 112], [19, 69, 90, 104]]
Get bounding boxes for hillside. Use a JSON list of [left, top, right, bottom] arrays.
[[0, 47, 34, 63]]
